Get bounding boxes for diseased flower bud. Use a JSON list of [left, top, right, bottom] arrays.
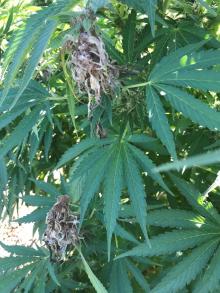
[[43, 195, 79, 261]]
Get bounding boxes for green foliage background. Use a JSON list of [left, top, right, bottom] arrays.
[[0, 0, 220, 292]]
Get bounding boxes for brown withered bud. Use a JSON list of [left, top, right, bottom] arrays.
[[43, 195, 79, 262], [63, 31, 119, 119]]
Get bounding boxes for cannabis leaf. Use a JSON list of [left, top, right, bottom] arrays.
[[144, 43, 220, 157], [57, 134, 170, 258]]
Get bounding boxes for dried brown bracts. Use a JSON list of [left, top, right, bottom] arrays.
[[65, 31, 119, 118], [43, 195, 79, 261]]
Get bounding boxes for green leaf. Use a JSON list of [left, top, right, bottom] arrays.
[[109, 259, 133, 293], [33, 273, 46, 293], [32, 180, 60, 196], [120, 0, 157, 36], [66, 86, 77, 129], [46, 261, 60, 286], [197, 0, 217, 17], [3, 8, 14, 35], [127, 134, 167, 155], [80, 145, 115, 225], [115, 224, 140, 245], [146, 85, 177, 159], [117, 229, 218, 259], [159, 70, 220, 92], [10, 20, 56, 109], [193, 245, 220, 293], [151, 239, 219, 293], [20, 260, 46, 293], [56, 138, 97, 169], [123, 144, 149, 243], [0, 263, 36, 293], [150, 41, 207, 81], [103, 144, 123, 260], [22, 195, 55, 207], [155, 148, 220, 172], [1, 0, 80, 105], [169, 175, 220, 224], [0, 105, 27, 131], [29, 119, 48, 162], [127, 143, 172, 194], [0, 241, 45, 257], [147, 209, 215, 230], [44, 126, 53, 161], [15, 207, 49, 223], [102, 34, 124, 64], [122, 10, 136, 62], [157, 85, 220, 131], [126, 260, 150, 292], [145, 0, 157, 36], [0, 106, 42, 158], [79, 250, 108, 293], [0, 159, 7, 188], [89, 0, 110, 12], [56, 138, 114, 169], [0, 256, 36, 273]]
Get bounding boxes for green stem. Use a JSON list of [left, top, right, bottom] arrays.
[[123, 81, 149, 89]]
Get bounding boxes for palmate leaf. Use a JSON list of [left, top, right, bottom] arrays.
[[80, 144, 115, 226], [109, 259, 133, 293], [19, 260, 46, 293], [122, 9, 136, 63], [0, 80, 50, 112], [117, 229, 218, 259], [146, 85, 177, 159], [123, 144, 149, 243], [127, 143, 172, 194], [56, 137, 115, 169], [169, 175, 220, 225], [15, 207, 50, 223], [156, 85, 220, 131], [0, 105, 28, 131], [33, 273, 46, 293], [79, 250, 108, 293], [151, 239, 220, 293], [1, 0, 80, 107], [22, 195, 55, 207], [120, 0, 157, 36], [143, 43, 220, 162], [0, 106, 43, 158], [0, 241, 45, 257], [150, 41, 207, 81], [126, 260, 150, 292], [128, 133, 168, 155], [103, 144, 123, 260], [0, 242, 62, 292], [193, 245, 220, 293], [0, 160, 7, 188], [31, 179, 60, 196], [147, 209, 215, 230], [155, 148, 220, 172], [158, 70, 220, 92], [115, 224, 140, 245], [0, 262, 37, 293], [0, 256, 37, 273], [29, 118, 48, 162], [46, 261, 60, 286], [64, 135, 174, 255], [10, 20, 57, 109]]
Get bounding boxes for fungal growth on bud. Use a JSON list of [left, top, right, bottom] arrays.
[[43, 195, 79, 261], [63, 23, 119, 120]]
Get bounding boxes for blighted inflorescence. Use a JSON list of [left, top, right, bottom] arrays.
[[43, 195, 79, 261], [64, 31, 119, 119]]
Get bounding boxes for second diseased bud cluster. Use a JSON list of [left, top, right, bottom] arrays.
[[43, 195, 79, 261]]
